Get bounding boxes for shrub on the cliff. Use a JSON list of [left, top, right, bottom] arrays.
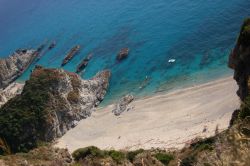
[[239, 18, 250, 46], [154, 152, 174, 166], [127, 149, 145, 162], [239, 96, 250, 119], [72, 146, 104, 161], [0, 69, 53, 153], [105, 150, 126, 164]]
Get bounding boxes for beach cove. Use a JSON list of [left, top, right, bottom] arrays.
[[56, 76, 239, 152]]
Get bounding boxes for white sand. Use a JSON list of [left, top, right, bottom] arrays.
[[55, 77, 240, 153]]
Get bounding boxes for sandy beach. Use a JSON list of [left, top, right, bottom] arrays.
[[56, 77, 240, 153]]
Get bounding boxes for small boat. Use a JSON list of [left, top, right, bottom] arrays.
[[76, 53, 93, 73], [48, 41, 56, 50], [61, 45, 81, 66], [168, 59, 176, 63], [116, 48, 129, 61]]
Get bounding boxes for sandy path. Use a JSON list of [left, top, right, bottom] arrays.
[[55, 77, 240, 153]]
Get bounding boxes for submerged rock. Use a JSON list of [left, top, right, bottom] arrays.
[[0, 66, 111, 153], [112, 94, 134, 116], [0, 49, 38, 89], [116, 48, 129, 61]]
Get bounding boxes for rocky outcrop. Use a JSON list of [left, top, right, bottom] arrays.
[[0, 66, 111, 153], [117, 48, 129, 61], [0, 49, 38, 89], [0, 82, 24, 107], [228, 18, 250, 101], [112, 94, 134, 116]]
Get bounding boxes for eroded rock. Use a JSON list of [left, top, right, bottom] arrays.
[[0, 49, 38, 89]]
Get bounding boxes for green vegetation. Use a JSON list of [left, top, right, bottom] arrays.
[[105, 150, 126, 163], [239, 96, 250, 119], [72, 146, 126, 164], [154, 152, 174, 166], [190, 137, 215, 151], [0, 68, 61, 154], [127, 149, 145, 162], [239, 18, 250, 46], [180, 137, 215, 166], [72, 146, 105, 161], [180, 155, 196, 166]]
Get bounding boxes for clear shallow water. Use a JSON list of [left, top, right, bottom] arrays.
[[0, 0, 250, 105]]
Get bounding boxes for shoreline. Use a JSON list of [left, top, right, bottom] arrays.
[[55, 76, 240, 153]]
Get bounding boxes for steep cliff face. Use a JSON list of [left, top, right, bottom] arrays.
[[0, 66, 111, 153], [228, 18, 250, 101], [0, 49, 38, 89]]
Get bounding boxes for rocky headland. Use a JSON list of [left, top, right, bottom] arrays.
[[0, 66, 111, 153], [0, 49, 38, 90]]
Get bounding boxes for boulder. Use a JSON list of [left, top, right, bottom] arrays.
[[112, 94, 134, 116]]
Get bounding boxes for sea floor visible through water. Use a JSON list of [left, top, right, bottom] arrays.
[[0, 0, 250, 105]]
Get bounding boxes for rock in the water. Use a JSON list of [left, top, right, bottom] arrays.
[[0, 66, 111, 153], [0, 49, 38, 89], [112, 94, 134, 116], [116, 48, 129, 61]]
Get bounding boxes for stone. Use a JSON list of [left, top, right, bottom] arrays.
[[112, 94, 134, 116]]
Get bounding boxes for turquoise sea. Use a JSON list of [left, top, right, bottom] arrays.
[[0, 0, 250, 105]]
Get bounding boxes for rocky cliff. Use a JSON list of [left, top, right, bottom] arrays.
[[228, 18, 250, 101], [0, 66, 111, 153], [0, 49, 38, 90], [0, 82, 24, 107]]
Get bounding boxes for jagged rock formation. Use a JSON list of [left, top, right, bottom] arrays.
[[112, 94, 134, 116], [0, 66, 111, 153], [0, 49, 38, 89], [0, 82, 24, 107]]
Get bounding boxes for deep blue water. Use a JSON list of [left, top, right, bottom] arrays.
[[0, 0, 250, 105]]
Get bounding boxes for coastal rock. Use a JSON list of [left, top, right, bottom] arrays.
[[0, 49, 38, 89], [0, 82, 24, 107], [112, 94, 134, 116], [116, 48, 129, 61], [0, 66, 111, 153], [228, 18, 250, 101]]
